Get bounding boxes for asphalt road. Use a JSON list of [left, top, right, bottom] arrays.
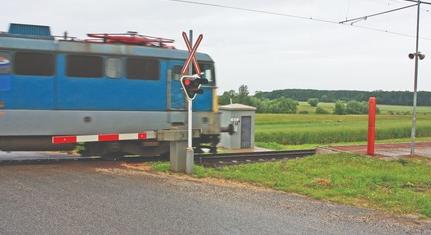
[[0, 160, 430, 235]]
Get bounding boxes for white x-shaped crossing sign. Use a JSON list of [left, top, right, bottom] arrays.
[[181, 32, 203, 76]]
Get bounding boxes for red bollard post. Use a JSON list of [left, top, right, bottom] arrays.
[[367, 97, 376, 157]]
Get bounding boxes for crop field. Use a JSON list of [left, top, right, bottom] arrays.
[[255, 112, 431, 146], [378, 104, 431, 115], [297, 102, 334, 113], [297, 102, 431, 115]]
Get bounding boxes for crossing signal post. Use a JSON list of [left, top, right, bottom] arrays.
[[180, 30, 204, 174]]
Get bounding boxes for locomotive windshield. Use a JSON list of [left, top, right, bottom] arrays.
[[173, 62, 215, 86], [194, 63, 215, 85]]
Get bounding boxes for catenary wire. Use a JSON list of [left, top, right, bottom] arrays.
[[339, 3, 419, 24], [164, 0, 431, 40]]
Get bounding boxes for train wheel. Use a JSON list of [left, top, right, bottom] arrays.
[[101, 152, 122, 161], [160, 152, 170, 160], [209, 147, 217, 154], [194, 147, 204, 153]]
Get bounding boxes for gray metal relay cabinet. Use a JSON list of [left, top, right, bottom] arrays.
[[219, 104, 256, 149]]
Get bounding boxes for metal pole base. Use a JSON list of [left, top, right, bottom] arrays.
[[170, 141, 188, 172], [169, 141, 194, 174], [186, 147, 194, 174]]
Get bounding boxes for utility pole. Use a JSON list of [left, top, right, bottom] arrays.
[[409, 1, 426, 156]]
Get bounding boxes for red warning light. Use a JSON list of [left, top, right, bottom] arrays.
[[184, 79, 191, 86]]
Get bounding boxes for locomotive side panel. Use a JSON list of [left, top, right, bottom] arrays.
[[55, 54, 168, 111], [0, 110, 219, 136]]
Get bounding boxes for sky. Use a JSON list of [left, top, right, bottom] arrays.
[[1, 0, 430, 94]]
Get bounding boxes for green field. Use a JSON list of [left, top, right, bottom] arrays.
[[297, 102, 334, 113], [255, 113, 431, 146], [378, 104, 431, 115], [297, 102, 431, 115]]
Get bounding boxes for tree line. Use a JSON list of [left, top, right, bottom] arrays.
[[254, 89, 431, 106], [219, 85, 299, 113], [219, 86, 383, 114]]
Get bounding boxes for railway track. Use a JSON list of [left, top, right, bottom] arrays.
[[195, 149, 316, 167], [0, 149, 316, 167], [0, 155, 165, 166]]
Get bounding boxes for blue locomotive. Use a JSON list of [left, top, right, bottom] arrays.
[[0, 23, 220, 157]]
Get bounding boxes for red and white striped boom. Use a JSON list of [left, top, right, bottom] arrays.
[[52, 131, 157, 144]]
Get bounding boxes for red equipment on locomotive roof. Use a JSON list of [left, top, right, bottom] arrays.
[[85, 31, 175, 48]]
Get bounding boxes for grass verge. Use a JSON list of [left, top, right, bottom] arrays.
[[152, 153, 431, 218]]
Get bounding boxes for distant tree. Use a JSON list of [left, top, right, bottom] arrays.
[[334, 100, 346, 115], [253, 97, 298, 114], [273, 98, 298, 113], [228, 90, 236, 98], [315, 106, 330, 114], [346, 100, 366, 114], [320, 95, 331, 102], [307, 98, 319, 107], [237, 85, 252, 105], [218, 95, 228, 105], [238, 85, 249, 97], [218, 90, 237, 105], [250, 97, 267, 113]]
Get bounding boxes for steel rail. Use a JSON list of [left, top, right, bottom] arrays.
[[0, 149, 316, 167], [195, 149, 316, 167]]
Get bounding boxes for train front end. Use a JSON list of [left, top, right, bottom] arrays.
[[0, 23, 221, 156]]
